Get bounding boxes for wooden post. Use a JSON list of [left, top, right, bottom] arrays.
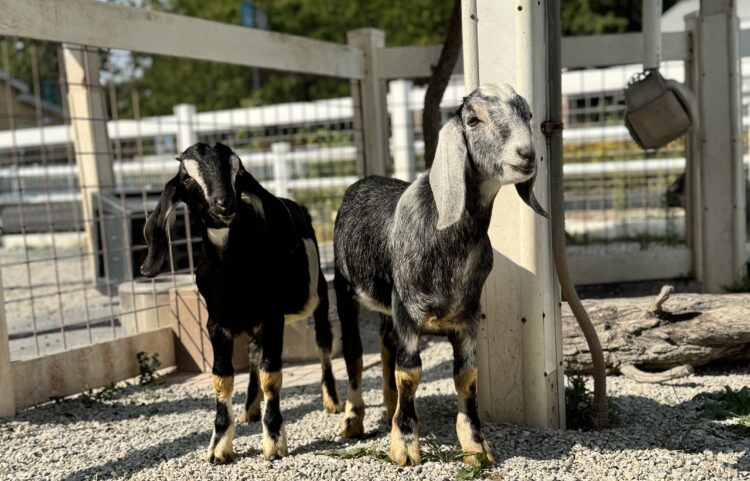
[[0, 275, 16, 417], [63, 45, 115, 279], [173, 103, 198, 152], [471, 0, 564, 427], [347, 28, 389, 177], [389, 79, 416, 182], [271, 142, 291, 199], [693, 0, 745, 292]]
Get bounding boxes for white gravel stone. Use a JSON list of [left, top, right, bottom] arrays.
[[1, 338, 749, 480]]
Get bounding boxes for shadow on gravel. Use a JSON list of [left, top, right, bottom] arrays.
[[9, 341, 749, 478]]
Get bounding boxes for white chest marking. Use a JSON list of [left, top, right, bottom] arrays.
[[207, 227, 230, 248], [284, 238, 321, 323]]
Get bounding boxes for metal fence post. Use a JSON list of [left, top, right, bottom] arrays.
[[173, 103, 198, 152], [271, 142, 291, 199], [347, 28, 389, 177], [684, 15, 704, 283], [389, 79, 416, 182], [471, 0, 563, 428], [0, 275, 16, 417], [692, 0, 746, 292], [63, 45, 115, 280]]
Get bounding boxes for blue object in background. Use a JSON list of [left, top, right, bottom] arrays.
[[240, 2, 267, 29], [240, 1, 254, 28]]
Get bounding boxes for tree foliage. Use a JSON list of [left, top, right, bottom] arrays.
[[561, 0, 679, 36], [4, 0, 683, 117]]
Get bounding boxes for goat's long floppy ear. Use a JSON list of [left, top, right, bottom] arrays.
[[515, 175, 549, 218], [140, 175, 181, 277], [429, 118, 468, 230]]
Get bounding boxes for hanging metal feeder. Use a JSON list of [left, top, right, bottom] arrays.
[[624, 69, 694, 150], [623, 0, 694, 151]]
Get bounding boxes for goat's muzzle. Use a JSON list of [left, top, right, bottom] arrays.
[[210, 197, 237, 225]]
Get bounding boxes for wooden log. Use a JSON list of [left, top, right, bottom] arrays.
[[563, 288, 750, 374]]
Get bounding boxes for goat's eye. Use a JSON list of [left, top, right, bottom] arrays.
[[528, 112, 533, 120], [467, 117, 480, 127]]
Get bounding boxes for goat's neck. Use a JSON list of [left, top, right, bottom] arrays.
[[459, 171, 500, 233]]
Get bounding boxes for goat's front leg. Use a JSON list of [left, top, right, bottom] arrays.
[[450, 326, 495, 465], [259, 318, 288, 460], [206, 323, 235, 464], [389, 292, 422, 466], [240, 332, 262, 423]]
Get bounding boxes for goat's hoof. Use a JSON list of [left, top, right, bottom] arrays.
[[323, 398, 342, 414], [206, 446, 235, 464], [462, 442, 495, 465], [389, 434, 420, 466], [239, 408, 261, 423], [341, 416, 365, 438], [262, 427, 288, 461]]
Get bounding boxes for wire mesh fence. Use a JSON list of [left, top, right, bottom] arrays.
[[0, 36, 711, 363], [561, 61, 688, 257], [0, 39, 359, 361]]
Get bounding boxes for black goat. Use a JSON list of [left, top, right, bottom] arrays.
[[140, 142, 340, 462], [333, 84, 547, 466]]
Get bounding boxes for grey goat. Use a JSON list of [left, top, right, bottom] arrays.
[[332, 84, 547, 466]]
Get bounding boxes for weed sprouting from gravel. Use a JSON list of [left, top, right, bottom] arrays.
[[699, 385, 750, 431], [455, 452, 493, 481], [80, 382, 120, 405], [565, 368, 595, 430], [324, 437, 493, 480], [324, 443, 390, 462], [422, 434, 464, 464], [136, 351, 162, 385]]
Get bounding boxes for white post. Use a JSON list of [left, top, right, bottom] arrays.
[[63, 45, 114, 280], [271, 142, 291, 199], [693, 0, 745, 292], [173, 103, 198, 152], [642, 0, 663, 71], [0, 275, 16, 417], [347, 28, 389, 177], [471, 0, 563, 427], [389, 79, 416, 182]]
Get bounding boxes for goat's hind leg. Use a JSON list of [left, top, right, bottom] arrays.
[[389, 291, 422, 466], [450, 325, 495, 465], [206, 323, 236, 464], [379, 314, 398, 422], [314, 271, 341, 413], [334, 270, 365, 438], [239, 333, 262, 423]]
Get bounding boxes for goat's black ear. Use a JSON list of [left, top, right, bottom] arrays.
[[140, 175, 182, 277], [515, 174, 549, 219]]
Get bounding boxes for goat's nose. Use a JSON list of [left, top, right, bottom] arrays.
[[213, 198, 231, 213], [517, 146, 535, 163]]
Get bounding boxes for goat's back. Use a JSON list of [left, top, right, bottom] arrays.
[[334, 176, 408, 308]]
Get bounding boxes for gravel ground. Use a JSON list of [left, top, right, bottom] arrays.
[[1, 336, 749, 481]]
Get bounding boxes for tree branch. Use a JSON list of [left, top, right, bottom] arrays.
[[422, 0, 462, 169]]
